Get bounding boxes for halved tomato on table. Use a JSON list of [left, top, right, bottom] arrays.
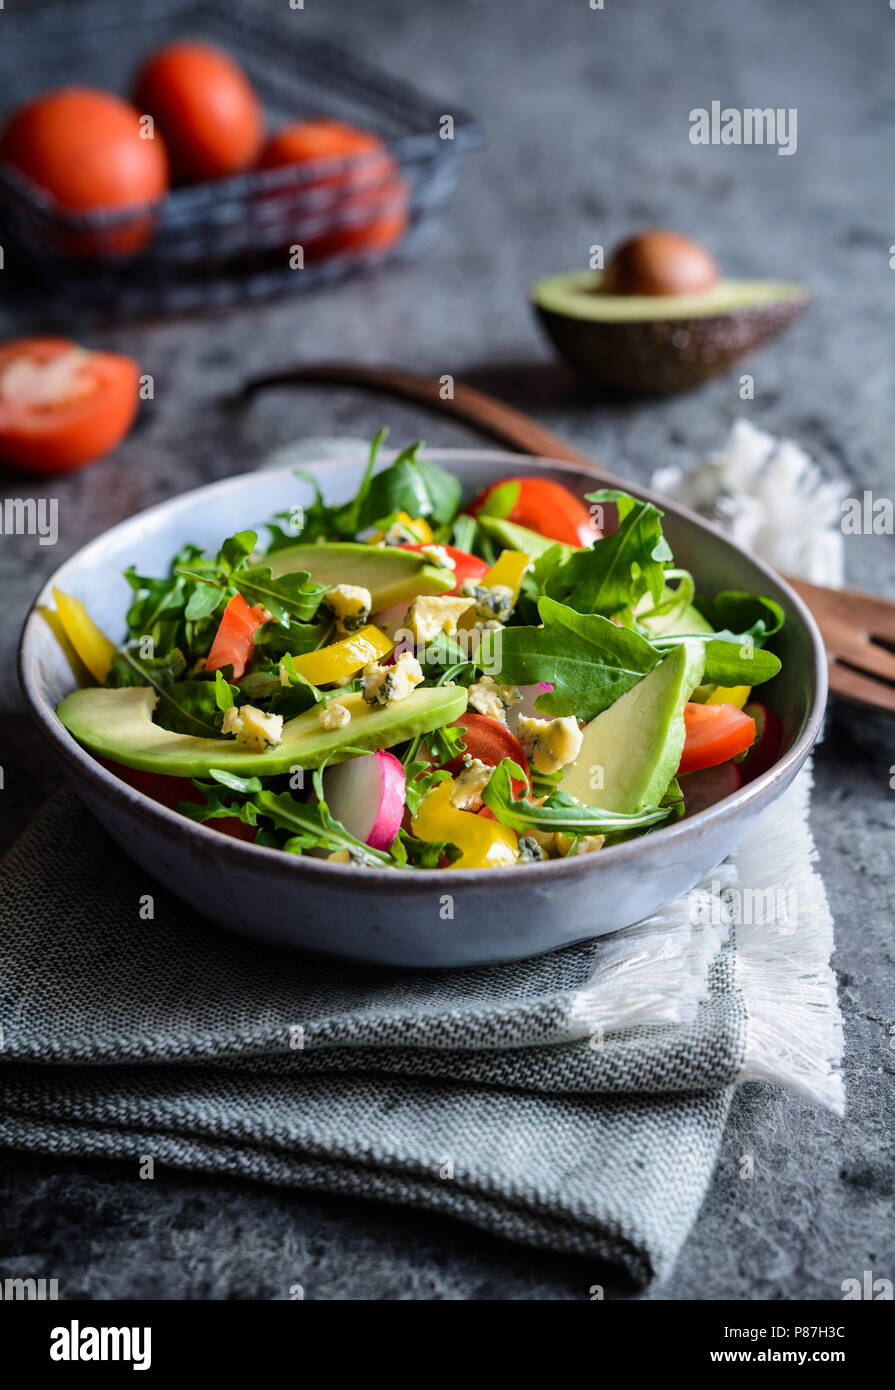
[[677, 702, 756, 775], [0, 338, 140, 474], [468, 476, 597, 546]]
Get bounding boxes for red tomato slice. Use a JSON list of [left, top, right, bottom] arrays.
[[468, 476, 597, 547], [99, 761, 256, 841], [0, 337, 140, 474], [445, 712, 530, 795], [205, 592, 268, 680], [398, 543, 489, 593], [677, 702, 756, 775]]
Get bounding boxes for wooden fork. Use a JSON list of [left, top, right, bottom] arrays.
[[241, 362, 895, 716]]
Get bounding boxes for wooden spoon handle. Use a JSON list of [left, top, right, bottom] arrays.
[[242, 361, 621, 484]]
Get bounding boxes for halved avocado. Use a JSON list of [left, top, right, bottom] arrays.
[[268, 542, 454, 609], [57, 685, 467, 778], [532, 269, 810, 395]]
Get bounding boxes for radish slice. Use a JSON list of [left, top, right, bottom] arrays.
[[322, 750, 406, 849], [507, 682, 554, 732], [679, 761, 743, 818]]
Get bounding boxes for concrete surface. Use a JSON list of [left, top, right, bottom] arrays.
[[0, 0, 893, 1299]]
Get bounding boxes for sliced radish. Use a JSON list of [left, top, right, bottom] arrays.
[[507, 682, 554, 732], [738, 701, 784, 783], [679, 761, 743, 818], [322, 750, 406, 850]]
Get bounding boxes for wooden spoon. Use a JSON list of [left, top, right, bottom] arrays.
[[242, 362, 895, 716]]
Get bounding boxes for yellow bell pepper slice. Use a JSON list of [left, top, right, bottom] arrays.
[[290, 624, 392, 686], [705, 684, 751, 709], [481, 549, 531, 602], [367, 511, 434, 546], [412, 778, 518, 869], [52, 587, 117, 684], [39, 606, 92, 686]]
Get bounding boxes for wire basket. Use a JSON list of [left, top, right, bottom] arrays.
[[0, 0, 481, 317]]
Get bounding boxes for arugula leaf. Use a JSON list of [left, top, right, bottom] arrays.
[[403, 761, 452, 819], [254, 786, 393, 866], [694, 590, 785, 642], [106, 647, 221, 738], [393, 828, 461, 869], [355, 441, 462, 531], [451, 513, 478, 552], [213, 669, 236, 711], [178, 776, 261, 827], [651, 632, 781, 686], [481, 761, 670, 836], [267, 655, 324, 718], [252, 620, 327, 658], [230, 565, 325, 626], [177, 555, 325, 628], [546, 490, 672, 618], [482, 596, 659, 720]]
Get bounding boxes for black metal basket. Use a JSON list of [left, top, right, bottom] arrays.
[[0, 0, 481, 317]]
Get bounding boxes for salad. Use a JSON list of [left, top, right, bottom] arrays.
[[52, 432, 785, 871]]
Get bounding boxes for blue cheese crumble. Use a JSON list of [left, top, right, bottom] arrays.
[[221, 703, 284, 752], [326, 583, 372, 634], [361, 651, 424, 706], [516, 715, 583, 774]]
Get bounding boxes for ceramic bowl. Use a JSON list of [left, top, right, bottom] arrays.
[[19, 449, 826, 966]]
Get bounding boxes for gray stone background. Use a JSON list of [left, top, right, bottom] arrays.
[[0, 0, 892, 1299]]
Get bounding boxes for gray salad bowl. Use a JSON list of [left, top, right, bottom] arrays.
[[19, 448, 827, 967]]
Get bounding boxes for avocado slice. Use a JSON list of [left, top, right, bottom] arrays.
[[475, 515, 576, 564], [532, 270, 810, 395], [637, 587, 715, 638], [267, 543, 454, 609], [560, 641, 705, 812], [57, 684, 467, 778]]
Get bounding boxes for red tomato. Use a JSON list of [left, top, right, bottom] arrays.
[[205, 592, 268, 680], [134, 41, 264, 182], [677, 702, 756, 775], [398, 543, 489, 593], [0, 338, 140, 474], [445, 712, 530, 796], [100, 760, 256, 841], [258, 119, 408, 259], [468, 476, 598, 547], [0, 88, 168, 255]]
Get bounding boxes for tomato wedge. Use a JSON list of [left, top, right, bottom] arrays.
[[445, 712, 530, 794], [0, 337, 140, 474], [398, 542, 489, 593], [677, 702, 756, 775], [468, 476, 597, 547], [205, 592, 268, 680]]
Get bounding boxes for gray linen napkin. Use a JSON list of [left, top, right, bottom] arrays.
[[0, 771, 841, 1285]]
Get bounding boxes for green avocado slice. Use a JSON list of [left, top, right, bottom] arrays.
[[267, 542, 454, 610], [560, 640, 705, 812], [637, 587, 715, 638], [57, 685, 467, 778], [475, 515, 576, 564]]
